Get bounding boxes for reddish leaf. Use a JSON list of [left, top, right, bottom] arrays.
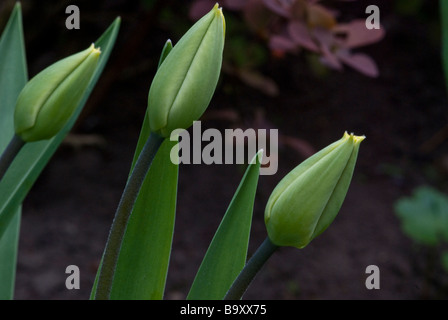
[[307, 4, 337, 29], [319, 51, 343, 70], [243, 0, 273, 36], [336, 49, 379, 77], [289, 0, 307, 20], [334, 19, 385, 48], [288, 21, 319, 52], [313, 28, 343, 70], [269, 34, 298, 52], [262, 0, 291, 18], [238, 68, 279, 96], [225, 0, 248, 10]]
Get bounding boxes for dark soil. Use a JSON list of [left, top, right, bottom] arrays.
[[8, 0, 448, 299]]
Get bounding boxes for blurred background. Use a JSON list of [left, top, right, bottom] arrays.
[[2, 0, 448, 299]]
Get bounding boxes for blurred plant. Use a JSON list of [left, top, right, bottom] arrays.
[[395, 186, 448, 248], [190, 0, 385, 78], [394, 186, 448, 273]]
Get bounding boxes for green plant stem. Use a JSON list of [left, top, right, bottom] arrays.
[[94, 132, 164, 300], [224, 237, 279, 300], [0, 135, 25, 183]]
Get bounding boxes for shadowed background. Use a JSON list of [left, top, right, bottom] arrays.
[[1, 0, 448, 299]]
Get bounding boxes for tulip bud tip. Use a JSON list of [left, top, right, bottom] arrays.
[[353, 134, 366, 144], [89, 43, 102, 56], [213, 3, 224, 15], [344, 131, 365, 144]]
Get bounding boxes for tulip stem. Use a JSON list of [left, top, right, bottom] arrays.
[[0, 135, 25, 183], [94, 132, 164, 300], [224, 237, 279, 300]]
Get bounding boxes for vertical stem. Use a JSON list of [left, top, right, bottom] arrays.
[[94, 132, 164, 300], [0, 135, 25, 183], [224, 237, 279, 300]]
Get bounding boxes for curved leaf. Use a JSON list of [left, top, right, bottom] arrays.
[[109, 138, 178, 299], [0, 2, 27, 300]]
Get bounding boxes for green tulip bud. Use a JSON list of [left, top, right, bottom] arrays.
[[264, 132, 365, 249], [14, 44, 101, 142], [147, 3, 225, 138]]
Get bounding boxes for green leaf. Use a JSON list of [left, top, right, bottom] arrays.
[[90, 39, 177, 300], [0, 3, 27, 144], [0, 2, 27, 300], [187, 150, 263, 300], [109, 138, 179, 299], [0, 213, 20, 300], [394, 186, 448, 246], [157, 39, 173, 70], [0, 16, 121, 239], [129, 39, 172, 171]]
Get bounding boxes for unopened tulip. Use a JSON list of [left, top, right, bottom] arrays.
[[14, 44, 101, 142], [146, 4, 225, 138], [264, 132, 365, 249]]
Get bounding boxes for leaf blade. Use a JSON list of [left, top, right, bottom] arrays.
[[187, 150, 263, 300], [0, 2, 27, 300], [0, 212, 20, 300], [109, 137, 179, 299]]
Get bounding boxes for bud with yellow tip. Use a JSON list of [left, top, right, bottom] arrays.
[[14, 44, 101, 142], [146, 4, 225, 138], [264, 132, 365, 249]]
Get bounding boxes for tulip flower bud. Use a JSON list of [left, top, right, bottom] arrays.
[[14, 44, 101, 142], [147, 4, 225, 138], [264, 132, 365, 249]]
